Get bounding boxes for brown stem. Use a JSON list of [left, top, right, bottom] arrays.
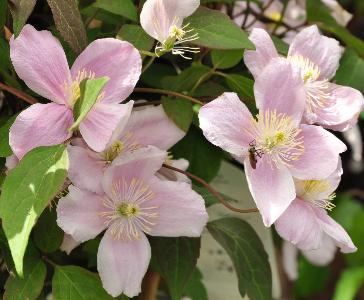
[[134, 87, 204, 106], [4, 26, 12, 42], [162, 164, 259, 214], [140, 270, 161, 300], [0, 82, 38, 105]]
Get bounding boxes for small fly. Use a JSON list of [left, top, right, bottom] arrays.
[[248, 140, 264, 169]]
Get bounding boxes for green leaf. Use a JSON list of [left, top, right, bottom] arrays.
[[141, 62, 177, 88], [8, 0, 37, 36], [0, 144, 69, 276], [207, 217, 272, 300], [33, 208, 63, 253], [193, 185, 237, 207], [94, 0, 137, 21], [71, 77, 109, 131], [334, 49, 364, 94], [162, 97, 193, 132], [306, 0, 364, 56], [333, 266, 364, 300], [52, 265, 113, 300], [224, 73, 254, 102], [271, 35, 288, 56], [172, 126, 223, 183], [211, 49, 244, 69], [46, 0, 87, 54], [150, 237, 201, 300], [0, 114, 17, 157], [184, 268, 208, 300], [117, 24, 154, 52], [185, 7, 254, 50], [0, 227, 14, 270], [4, 257, 46, 300], [0, 0, 6, 32]]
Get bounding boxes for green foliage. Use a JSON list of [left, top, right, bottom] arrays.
[[117, 24, 154, 52], [71, 77, 109, 131], [193, 185, 238, 207], [8, 0, 37, 36], [211, 49, 244, 69], [207, 217, 272, 300], [0, 114, 17, 157], [93, 0, 138, 21], [172, 126, 223, 183], [333, 266, 364, 300], [46, 0, 88, 54], [52, 265, 113, 300], [0, 145, 68, 276], [150, 237, 201, 300], [184, 268, 208, 300], [185, 7, 255, 50], [224, 73, 255, 102], [33, 208, 64, 253], [162, 97, 194, 132], [0, 0, 6, 32]]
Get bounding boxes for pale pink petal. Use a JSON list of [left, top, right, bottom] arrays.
[[302, 234, 337, 266], [56, 185, 108, 242], [71, 39, 141, 104], [97, 229, 151, 297], [79, 102, 133, 152], [10, 25, 70, 105], [282, 241, 299, 281], [289, 125, 346, 180], [102, 146, 167, 199], [314, 208, 357, 253], [198, 93, 254, 157], [254, 58, 305, 124], [60, 234, 81, 255], [275, 199, 322, 250], [244, 156, 296, 227], [147, 177, 208, 237], [315, 84, 364, 132], [288, 25, 342, 80], [244, 28, 279, 78], [108, 101, 134, 145], [5, 154, 19, 172], [140, 0, 199, 42], [9, 103, 73, 159], [67, 145, 106, 195], [124, 105, 185, 150]]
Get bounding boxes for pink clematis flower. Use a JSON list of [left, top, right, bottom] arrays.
[[244, 25, 364, 131], [9, 24, 141, 159], [140, 0, 200, 58], [198, 59, 346, 226], [57, 146, 208, 297], [67, 104, 186, 195], [275, 160, 356, 254]]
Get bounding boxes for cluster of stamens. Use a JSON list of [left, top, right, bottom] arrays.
[[244, 110, 304, 168], [297, 180, 336, 211], [102, 132, 140, 163], [100, 178, 158, 241]]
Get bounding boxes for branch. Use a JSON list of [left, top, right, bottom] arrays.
[[134, 87, 204, 106], [0, 82, 38, 105], [162, 164, 259, 214]]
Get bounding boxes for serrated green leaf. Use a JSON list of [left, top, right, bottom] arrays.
[[33, 208, 63, 253], [0, 114, 17, 157], [4, 257, 46, 300], [207, 217, 272, 300], [94, 0, 137, 21], [0, 144, 68, 276], [211, 49, 244, 69], [162, 97, 193, 132], [8, 0, 37, 36], [172, 126, 223, 183], [185, 7, 254, 50], [71, 77, 109, 131], [52, 265, 113, 300], [150, 237, 201, 300], [47, 0, 87, 54], [333, 266, 364, 300], [117, 24, 154, 52]]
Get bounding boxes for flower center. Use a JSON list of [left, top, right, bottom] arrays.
[[287, 55, 321, 83], [245, 110, 304, 167], [297, 179, 336, 211], [102, 133, 140, 163], [64, 69, 96, 107], [100, 178, 158, 241]]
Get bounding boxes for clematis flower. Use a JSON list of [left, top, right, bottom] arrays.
[[67, 104, 186, 195], [57, 146, 208, 297], [198, 59, 346, 226], [275, 160, 356, 254], [140, 0, 200, 58], [244, 25, 364, 131], [9, 24, 141, 159]]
